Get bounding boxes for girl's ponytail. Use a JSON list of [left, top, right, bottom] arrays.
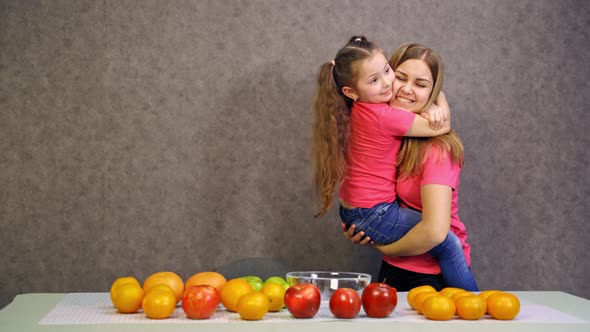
[[313, 61, 349, 217]]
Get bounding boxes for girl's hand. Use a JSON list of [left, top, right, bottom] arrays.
[[421, 104, 446, 130], [341, 223, 373, 245], [421, 91, 449, 131]]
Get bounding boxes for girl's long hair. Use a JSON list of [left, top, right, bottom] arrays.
[[391, 44, 464, 179], [312, 36, 381, 216]]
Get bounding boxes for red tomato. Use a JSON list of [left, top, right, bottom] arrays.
[[284, 284, 321, 318], [329, 288, 361, 319], [182, 285, 220, 319], [361, 282, 398, 318]]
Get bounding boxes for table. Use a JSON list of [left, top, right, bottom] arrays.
[[0, 291, 588, 332]]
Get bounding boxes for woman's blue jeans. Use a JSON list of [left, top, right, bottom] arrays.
[[339, 201, 479, 291]]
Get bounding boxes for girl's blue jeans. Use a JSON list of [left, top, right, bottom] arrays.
[[339, 200, 479, 291]]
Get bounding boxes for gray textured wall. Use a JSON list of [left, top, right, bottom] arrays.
[[1, 0, 588, 309]]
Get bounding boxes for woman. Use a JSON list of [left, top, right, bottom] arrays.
[[343, 43, 474, 291]]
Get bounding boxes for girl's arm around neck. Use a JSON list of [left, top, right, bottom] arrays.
[[404, 92, 451, 137]]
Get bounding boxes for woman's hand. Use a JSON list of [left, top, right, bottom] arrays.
[[341, 223, 373, 245]]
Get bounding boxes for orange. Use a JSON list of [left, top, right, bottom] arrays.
[[142, 289, 177, 319], [110, 276, 141, 303], [146, 284, 176, 296], [407, 285, 436, 310], [237, 292, 270, 320], [451, 291, 475, 303], [413, 291, 439, 314], [220, 278, 254, 312], [478, 290, 501, 313], [456, 295, 487, 320], [261, 282, 286, 312], [487, 292, 520, 320], [185, 271, 227, 295], [440, 287, 464, 298], [422, 295, 456, 321], [111, 282, 144, 313], [143, 272, 184, 304]]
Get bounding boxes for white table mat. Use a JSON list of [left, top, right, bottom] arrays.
[[39, 292, 587, 325]]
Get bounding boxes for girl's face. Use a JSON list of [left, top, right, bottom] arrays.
[[344, 51, 394, 104], [390, 59, 434, 113]]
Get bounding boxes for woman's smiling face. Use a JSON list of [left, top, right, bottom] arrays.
[[389, 59, 434, 113]]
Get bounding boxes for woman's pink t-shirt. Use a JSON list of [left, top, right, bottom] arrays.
[[383, 147, 471, 274], [339, 101, 416, 208]]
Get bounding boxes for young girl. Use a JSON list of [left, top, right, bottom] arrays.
[[313, 36, 478, 291]]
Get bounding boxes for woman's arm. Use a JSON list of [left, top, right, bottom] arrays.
[[373, 184, 452, 256], [405, 92, 451, 137]]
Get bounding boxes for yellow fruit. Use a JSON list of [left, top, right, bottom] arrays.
[[478, 290, 501, 313], [142, 289, 177, 319], [440, 287, 465, 298], [407, 285, 437, 310], [487, 292, 520, 320], [237, 292, 270, 320], [414, 291, 439, 314], [143, 272, 184, 304], [422, 295, 456, 321], [220, 278, 254, 312], [146, 283, 175, 296], [451, 291, 475, 303], [185, 271, 227, 295], [110, 277, 141, 303], [456, 295, 487, 320], [111, 283, 144, 313], [261, 282, 286, 312]]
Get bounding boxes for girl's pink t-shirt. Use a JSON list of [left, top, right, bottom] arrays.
[[383, 147, 471, 274], [339, 101, 416, 208]]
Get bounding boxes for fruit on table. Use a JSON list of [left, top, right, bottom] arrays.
[[220, 278, 254, 312], [142, 288, 177, 319], [111, 282, 144, 313], [240, 276, 264, 292], [361, 282, 398, 318], [185, 271, 227, 296], [261, 282, 286, 312], [478, 289, 501, 313], [407, 285, 436, 310], [264, 276, 289, 290], [329, 288, 361, 319], [110, 276, 141, 303], [182, 285, 220, 319], [413, 291, 439, 314], [451, 291, 475, 302], [284, 283, 321, 318], [440, 287, 465, 298], [237, 292, 270, 320], [455, 295, 487, 320], [143, 271, 184, 304], [422, 294, 456, 321], [486, 292, 520, 320]]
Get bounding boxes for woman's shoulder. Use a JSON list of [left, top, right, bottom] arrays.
[[424, 130, 464, 165]]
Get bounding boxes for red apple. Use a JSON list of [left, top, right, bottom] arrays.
[[361, 282, 397, 318], [182, 285, 220, 319], [329, 288, 361, 319], [284, 284, 321, 318]]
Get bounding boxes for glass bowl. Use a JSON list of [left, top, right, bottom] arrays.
[[285, 271, 372, 300]]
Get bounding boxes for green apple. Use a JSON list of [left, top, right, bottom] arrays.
[[240, 276, 264, 292], [264, 276, 289, 290]]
